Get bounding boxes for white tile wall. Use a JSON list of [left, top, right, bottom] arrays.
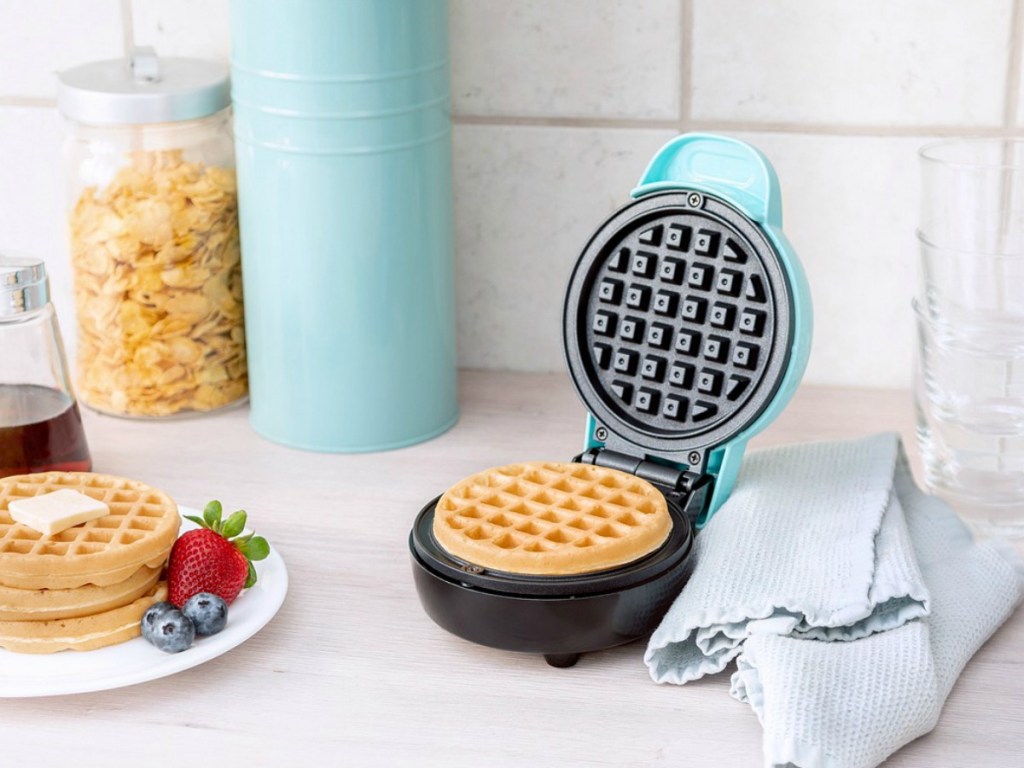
[[730, 131, 925, 387], [0, 0, 233, 102], [131, 0, 230, 63], [1, 0, 1022, 390], [0, 107, 73, 343], [451, 0, 682, 120], [691, 0, 1014, 127], [453, 125, 677, 372], [0, 1, 122, 100]]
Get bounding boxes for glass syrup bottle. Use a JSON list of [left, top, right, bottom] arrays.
[[0, 255, 91, 479]]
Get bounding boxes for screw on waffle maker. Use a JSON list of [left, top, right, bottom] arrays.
[[410, 134, 812, 667]]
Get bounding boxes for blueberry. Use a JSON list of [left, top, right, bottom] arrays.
[[141, 606, 195, 653], [140, 601, 176, 641], [182, 593, 228, 636]]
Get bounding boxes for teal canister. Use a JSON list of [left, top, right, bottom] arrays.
[[230, 0, 457, 451]]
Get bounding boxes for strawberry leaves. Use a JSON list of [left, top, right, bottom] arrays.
[[238, 535, 270, 561], [183, 500, 224, 530], [221, 510, 247, 538], [182, 501, 270, 589], [233, 532, 270, 588], [204, 500, 222, 528]]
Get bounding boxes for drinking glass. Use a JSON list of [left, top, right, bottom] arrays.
[[916, 138, 1024, 536]]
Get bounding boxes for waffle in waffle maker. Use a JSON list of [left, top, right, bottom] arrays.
[[410, 134, 812, 667]]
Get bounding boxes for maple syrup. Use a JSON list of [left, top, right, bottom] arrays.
[[0, 384, 91, 479]]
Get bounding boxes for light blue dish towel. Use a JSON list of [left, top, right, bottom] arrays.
[[645, 433, 1023, 768]]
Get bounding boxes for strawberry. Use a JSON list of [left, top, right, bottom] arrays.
[[168, 501, 269, 607]]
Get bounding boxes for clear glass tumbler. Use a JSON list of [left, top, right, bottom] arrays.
[[916, 138, 1024, 536]]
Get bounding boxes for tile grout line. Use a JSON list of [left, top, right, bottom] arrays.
[[452, 114, 682, 131], [679, 0, 694, 132], [1003, 0, 1024, 128], [452, 113, 1021, 138], [688, 119, 1012, 137], [0, 99, 1003, 138]]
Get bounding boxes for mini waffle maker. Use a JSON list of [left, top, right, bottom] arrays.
[[410, 134, 812, 667]]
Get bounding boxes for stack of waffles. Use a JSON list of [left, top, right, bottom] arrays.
[[0, 472, 180, 653]]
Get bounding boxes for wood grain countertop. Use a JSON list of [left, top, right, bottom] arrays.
[[1, 370, 1020, 767]]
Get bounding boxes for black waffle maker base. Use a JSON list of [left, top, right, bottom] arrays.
[[410, 488, 693, 668]]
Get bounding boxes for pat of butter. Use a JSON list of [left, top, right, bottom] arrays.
[[8, 490, 110, 536]]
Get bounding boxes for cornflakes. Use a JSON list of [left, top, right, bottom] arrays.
[[69, 149, 247, 417]]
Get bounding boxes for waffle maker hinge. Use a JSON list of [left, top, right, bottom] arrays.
[[574, 447, 713, 521]]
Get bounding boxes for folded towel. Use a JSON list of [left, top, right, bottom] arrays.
[[645, 434, 1023, 768]]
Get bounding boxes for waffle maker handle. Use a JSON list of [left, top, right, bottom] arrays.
[[632, 133, 782, 227]]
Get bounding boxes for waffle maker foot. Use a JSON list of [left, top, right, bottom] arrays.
[[543, 653, 581, 668]]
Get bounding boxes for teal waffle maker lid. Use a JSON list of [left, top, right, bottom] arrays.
[[562, 134, 813, 528]]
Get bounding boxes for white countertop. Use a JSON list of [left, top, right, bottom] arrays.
[[1, 370, 1021, 767]]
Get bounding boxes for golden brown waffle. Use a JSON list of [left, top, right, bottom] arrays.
[[0, 473, 180, 590], [0, 565, 161, 622], [433, 461, 671, 575], [0, 583, 167, 653]]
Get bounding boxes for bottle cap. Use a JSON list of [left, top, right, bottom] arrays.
[[0, 255, 49, 317]]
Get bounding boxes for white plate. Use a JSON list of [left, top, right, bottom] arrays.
[[0, 506, 288, 698]]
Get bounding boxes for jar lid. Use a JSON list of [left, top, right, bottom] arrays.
[[57, 48, 230, 125], [0, 255, 49, 317]]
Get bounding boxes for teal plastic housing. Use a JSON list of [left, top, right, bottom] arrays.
[[230, 0, 458, 452], [582, 134, 813, 526]]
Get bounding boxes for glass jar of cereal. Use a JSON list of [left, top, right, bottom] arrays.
[[57, 50, 246, 418]]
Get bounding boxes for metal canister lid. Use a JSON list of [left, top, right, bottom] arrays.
[[0, 255, 49, 317], [57, 48, 230, 125]]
